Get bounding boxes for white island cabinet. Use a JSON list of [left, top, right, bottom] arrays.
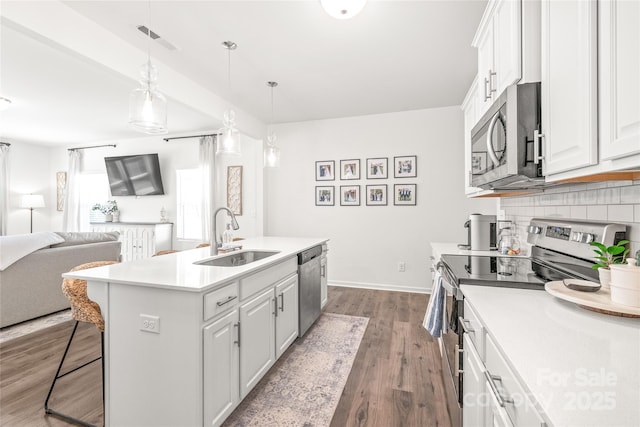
[[66, 237, 327, 427]]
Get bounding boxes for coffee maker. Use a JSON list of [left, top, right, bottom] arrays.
[[458, 214, 498, 250]]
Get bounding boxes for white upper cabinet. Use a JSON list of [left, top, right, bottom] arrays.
[[493, 0, 522, 93], [474, 0, 524, 119], [599, 0, 640, 161], [462, 76, 483, 195], [541, 0, 598, 175]]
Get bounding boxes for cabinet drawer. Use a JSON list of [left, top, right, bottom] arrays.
[[485, 334, 547, 426], [204, 282, 239, 321], [240, 257, 297, 300], [462, 300, 485, 360]]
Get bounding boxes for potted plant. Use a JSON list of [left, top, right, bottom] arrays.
[[590, 240, 630, 288], [92, 200, 119, 222]]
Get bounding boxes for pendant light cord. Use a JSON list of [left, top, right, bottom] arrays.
[[146, 0, 152, 86]]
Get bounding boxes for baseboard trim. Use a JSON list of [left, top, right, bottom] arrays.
[[329, 280, 429, 294]]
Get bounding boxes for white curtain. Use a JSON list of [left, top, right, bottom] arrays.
[[0, 144, 10, 236], [199, 135, 216, 242], [62, 150, 81, 232]]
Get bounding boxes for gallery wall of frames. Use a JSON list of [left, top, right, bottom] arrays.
[[315, 155, 417, 207]]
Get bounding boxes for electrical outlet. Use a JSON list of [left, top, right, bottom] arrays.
[[140, 314, 160, 334], [398, 262, 406, 273]]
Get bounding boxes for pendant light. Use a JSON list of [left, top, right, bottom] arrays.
[[128, 1, 168, 134], [264, 81, 280, 168], [320, 0, 367, 19], [216, 41, 241, 156]]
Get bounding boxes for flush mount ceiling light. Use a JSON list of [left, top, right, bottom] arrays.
[[128, 0, 168, 135], [320, 0, 367, 19], [264, 81, 281, 168], [216, 41, 241, 156], [0, 97, 12, 111]]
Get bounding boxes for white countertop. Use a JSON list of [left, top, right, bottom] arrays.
[[63, 237, 327, 293], [461, 285, 640, 427]]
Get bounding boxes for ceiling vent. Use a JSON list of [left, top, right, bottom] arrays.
[[136, 25, 178, 51]]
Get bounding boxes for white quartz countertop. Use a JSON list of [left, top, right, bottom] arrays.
[[461, 285, 640, 427], [63, 237, 327, 293]]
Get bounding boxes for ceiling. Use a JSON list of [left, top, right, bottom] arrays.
[[0, 0, 487, 147]]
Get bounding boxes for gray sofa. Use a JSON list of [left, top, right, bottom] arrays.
[[0, 232, 122, 328]]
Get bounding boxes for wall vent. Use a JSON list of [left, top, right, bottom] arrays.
[[136, 25, 178, 51]]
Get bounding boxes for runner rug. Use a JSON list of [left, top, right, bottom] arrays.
[[222, 313, 369, 427]]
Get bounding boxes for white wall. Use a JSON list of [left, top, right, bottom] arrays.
[[265, 106, 496, 293], [4, 142, 54, 235], [9, 135, 263, 250]]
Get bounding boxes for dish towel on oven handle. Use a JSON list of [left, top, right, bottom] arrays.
[[423, 270, 446, 338]]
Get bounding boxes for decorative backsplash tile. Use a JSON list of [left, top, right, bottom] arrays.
[[500, 180, 640, 257]]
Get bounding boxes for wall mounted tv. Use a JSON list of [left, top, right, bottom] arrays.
[[104, 153, 165, 196]]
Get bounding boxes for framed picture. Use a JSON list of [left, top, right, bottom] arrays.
[[394, 155, 417, 178], [340, 159, 361, 180], [340, 185, 360, 206], [227, 165, 243, 215], [366, 157, 388, 179], [366, 184, 387, 206], [394, 184, 417, 206], [316, 160, 335, 181], [315, 186, 335, 206], [471, 152, 487, 174]]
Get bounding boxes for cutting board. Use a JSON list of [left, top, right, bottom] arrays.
[[545, 281, 640, 318]]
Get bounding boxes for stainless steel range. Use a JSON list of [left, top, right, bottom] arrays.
[[437, 218, 628, 427]]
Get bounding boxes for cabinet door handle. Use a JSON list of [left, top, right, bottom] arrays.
[[321, 265, 326, 278], [273, 297, 278, 317], [488, 69, 497, 95], [279, 293, 284, 312], [234, 322, 240, 347], [484, 371, 514, 407], [484, 77, 491, 101], [216, 295, 237, 307], [534, 129, 545, 165], [454, 344, 461, 376]]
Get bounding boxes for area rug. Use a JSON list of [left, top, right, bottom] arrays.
[[0, 309, 72, 344], [222, 313, 369, 427]]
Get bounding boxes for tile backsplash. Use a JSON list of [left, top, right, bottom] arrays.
[[499, 180, 640, 257]]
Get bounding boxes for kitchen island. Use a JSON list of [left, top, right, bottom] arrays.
[[65, 237, 328, 427], [462, 285, 640, 427]]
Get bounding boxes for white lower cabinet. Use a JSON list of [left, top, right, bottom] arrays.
[[239, 287, 276, 398], [320, 252, 328, 308], [463, 334, 487, 427], [203, 309, 239, 427], [462, 301, 547, 427], [275, 275, 299, 358]]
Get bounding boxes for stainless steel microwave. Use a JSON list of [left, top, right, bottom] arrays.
[[470, 82, 543, 190]]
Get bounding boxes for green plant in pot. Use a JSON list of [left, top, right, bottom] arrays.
[[590, 240, 630, 288], [92, 200, 119, 222]]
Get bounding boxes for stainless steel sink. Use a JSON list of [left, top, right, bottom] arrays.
[[195, 250, 280, 267]]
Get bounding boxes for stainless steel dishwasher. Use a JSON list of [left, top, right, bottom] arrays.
[[298, 245, 323, 336]]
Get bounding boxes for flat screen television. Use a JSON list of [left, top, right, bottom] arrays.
[[104, 153, 165, 196]]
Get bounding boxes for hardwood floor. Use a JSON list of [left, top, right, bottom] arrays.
[[0, 286, 451, 427], [325, 286, 451, 427]]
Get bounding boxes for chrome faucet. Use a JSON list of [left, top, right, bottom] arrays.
[[211, 207, 240, 255]]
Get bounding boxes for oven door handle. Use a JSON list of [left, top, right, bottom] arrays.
[[459, 317, 475, 334], [486, 110, 502, 167]]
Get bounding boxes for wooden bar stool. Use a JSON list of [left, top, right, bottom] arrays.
[[44, 260, 118, 427]]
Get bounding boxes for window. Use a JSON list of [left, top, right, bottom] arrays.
[[79, 173, 109, 231], [176, 168, 203, 240]]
